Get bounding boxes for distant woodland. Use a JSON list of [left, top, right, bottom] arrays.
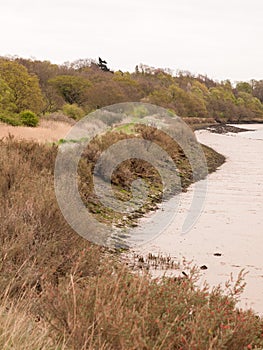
[[1, 56, 263, 126]]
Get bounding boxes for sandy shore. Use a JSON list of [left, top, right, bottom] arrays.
[[134, 124, 263, 314], [0, 120, 72, 143]]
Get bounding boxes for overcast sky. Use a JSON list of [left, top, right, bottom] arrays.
[[0, 0, 262, 81]]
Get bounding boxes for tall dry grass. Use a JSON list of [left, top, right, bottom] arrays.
[[0, 292, 65, 350], [0, 135, 262, 349]]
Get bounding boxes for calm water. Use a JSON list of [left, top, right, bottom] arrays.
[[130, 123, 263, 314], [232, 124, 263, 140]]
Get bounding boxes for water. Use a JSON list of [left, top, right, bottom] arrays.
[[232, 123, 263, 140], [130, 124, 263, 314]]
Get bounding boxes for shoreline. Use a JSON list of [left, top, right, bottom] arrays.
[[3, 119, 263, 314], [0, 119, 225, 235], [131, 124, 263, 315]]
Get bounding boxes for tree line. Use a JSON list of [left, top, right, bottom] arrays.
[[0, 56, 263, 125]]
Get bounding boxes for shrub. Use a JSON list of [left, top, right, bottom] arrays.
[[62, 103, 85, 120], [0, 112, 22, 126], [19, 110, 39, 127]]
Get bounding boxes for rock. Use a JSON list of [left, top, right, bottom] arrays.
[[200, 265, 208, 270]]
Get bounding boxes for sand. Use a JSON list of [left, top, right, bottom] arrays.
[[0, 119, 72, 143], [134, 124, 263, 314]]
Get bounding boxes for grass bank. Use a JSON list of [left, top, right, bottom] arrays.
[[1, 134, 263, 349]]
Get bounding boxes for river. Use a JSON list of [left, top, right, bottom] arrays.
[[131, 124, 263, 314]]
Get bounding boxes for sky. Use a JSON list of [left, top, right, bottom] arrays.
[[0, 0, 262, 82]]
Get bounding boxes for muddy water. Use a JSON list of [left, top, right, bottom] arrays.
[[132, 124, 263, 314]]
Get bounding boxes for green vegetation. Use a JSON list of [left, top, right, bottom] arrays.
[[0, 109, 39, 127], [0, 137, 262, 349], [1, 56, 263, 126], [62, 103, 85, 120], [0, 59, 44, 114], [19, 110, 39, 127], [0, 112, 22, 126]]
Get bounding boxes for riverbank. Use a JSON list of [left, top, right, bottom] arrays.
[[0, 118, 225, 232], [3, 118, 260, 312], [132, 124, 263, 314], [1, 124, 263, 348]]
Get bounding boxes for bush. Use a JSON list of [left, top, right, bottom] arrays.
[[62, 103, 85, 120], [19, 110, 39, 127], [0, 112, 22, 126]]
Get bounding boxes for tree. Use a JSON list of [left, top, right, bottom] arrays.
[[15, 58, 59, 88], [0, 59, 44, 114], [236, 82, 253, 94], [113, 72, 144, 101], [0, 78, 16, 112], [48, 75, 91, 105], [146, 83, 208, 118], [237, 92, 263, 119], [15, 58, 66, 113], [98, 57, 110, 72], [253, 80, 263, 103], [207, 86, 238, 121]]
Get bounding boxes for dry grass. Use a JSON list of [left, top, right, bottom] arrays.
[[0, 294, 64, 350], [0, 135, 262, 349], [36, 267, 263, 350], [0, 119, 72, 143]]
